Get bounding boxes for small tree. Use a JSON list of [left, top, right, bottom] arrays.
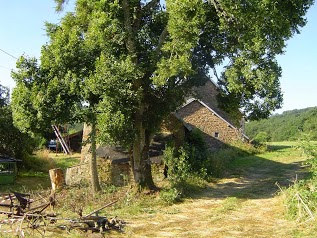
[[0, 84, 35, 158]]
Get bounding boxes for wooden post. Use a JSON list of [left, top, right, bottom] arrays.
[[49, 168, 65, 191]]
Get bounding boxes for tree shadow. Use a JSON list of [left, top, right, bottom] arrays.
[[266, 144, 293, 151], [191, 144, 310, 200]]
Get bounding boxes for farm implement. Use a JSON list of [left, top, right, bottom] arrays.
[[0, 192, 122, 237]]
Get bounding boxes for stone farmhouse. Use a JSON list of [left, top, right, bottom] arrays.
[[166, 79, 248, 150], [66, 80, 249, 186]]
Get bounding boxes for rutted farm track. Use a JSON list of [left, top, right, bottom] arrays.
[[118, 144, 311, 238]]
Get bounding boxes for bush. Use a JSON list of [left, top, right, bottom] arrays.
[[0, 106, 36, 159], [253, 131, 270, 143], [163, 146, 191, 187], [159, 188, 181, 205], [184, 129, 209, 174], [283, 133, 317, 221], [163, 145, 208, 201], [283, 179, 317, 221]]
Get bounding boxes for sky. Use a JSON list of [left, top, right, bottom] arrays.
[[0, 1, 316, 114]]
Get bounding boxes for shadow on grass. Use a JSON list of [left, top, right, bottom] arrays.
[[0, 175, 51, 193], [267, 144, 293, 151], [190, 143, 310, 200]]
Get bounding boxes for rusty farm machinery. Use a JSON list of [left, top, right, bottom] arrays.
[[0, 192, 122, 237]]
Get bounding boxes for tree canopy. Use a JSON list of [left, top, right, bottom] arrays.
[[11, 0, 313, 189]]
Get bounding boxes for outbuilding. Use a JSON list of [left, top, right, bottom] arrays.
[[0, 155, 20, 184]]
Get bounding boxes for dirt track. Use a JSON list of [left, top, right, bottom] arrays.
[[120, 146, 310, 238]]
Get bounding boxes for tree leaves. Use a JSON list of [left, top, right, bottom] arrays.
[[10, 0, 314, 145]]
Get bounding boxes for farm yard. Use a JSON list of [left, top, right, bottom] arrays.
[[1, 0, 316, 237], [1, 142, 316, 237]]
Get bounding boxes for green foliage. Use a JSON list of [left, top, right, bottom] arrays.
[[211, 0, 313, 119], [0, 83, 38, 161], [11, 56, 81, 135], [159, 188, 181, 205], [0, 106, 36, 159], [163, 145, 208, 200], [163, 146, 191, 187], [184, 129, 209, 174], [283, 179, 317, 221], [67, 123, 84, 135], [246, 107, 317, 142], [0, 84, 9, 107], [254, 131, 271, 143], [283, 134, 317, 222], [207, 141, 265, 177]]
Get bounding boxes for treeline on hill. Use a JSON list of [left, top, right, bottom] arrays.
[[246, 107, 317, 142]]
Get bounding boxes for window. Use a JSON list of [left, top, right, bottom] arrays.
[[214, 132, 219, 138]]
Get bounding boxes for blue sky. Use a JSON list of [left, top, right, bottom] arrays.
[[0, 1, 316, 114]]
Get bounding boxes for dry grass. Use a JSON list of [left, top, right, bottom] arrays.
[[1, 142, 315, 237], [106, 142, 312, 238]]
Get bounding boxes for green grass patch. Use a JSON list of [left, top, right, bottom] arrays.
[[52, 153, 81, 169], [0, 176, 51, 193], [216, 197, 242, 213]]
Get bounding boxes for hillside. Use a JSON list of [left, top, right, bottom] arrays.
[[245, 107, 317, 141]]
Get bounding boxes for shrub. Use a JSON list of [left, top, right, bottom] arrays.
[[283, 133, 317, 221], [253, 131, 270, 143], [159, 188, 181, 205], [0, 106, 36, 159], [163, 145, 208, 201], [283, 179, 317, 221], [163, 146, 191, 187], [184, 129, 209, 174]]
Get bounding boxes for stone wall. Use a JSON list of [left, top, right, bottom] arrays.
[[176, 100, 243, 149], [191, 79, 219, 109], [192, 80, 245, 128], [65, 163, 90, 186], [65, 159, 132, 187]]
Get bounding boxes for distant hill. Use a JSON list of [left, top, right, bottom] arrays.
[[245, 107, 317, 141]]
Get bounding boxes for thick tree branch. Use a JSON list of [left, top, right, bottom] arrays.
[[134, 0, 160, 33], [142, 0, 160, 13], [133, 2, 142, 32], [208, 0, 235, 23], [155, 27, 168, 56], [122, 0, 137, 56]]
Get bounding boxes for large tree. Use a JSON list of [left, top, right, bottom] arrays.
[[12, 0, 313, 189]]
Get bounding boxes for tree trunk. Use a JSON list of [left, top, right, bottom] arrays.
[[49, 168, 64, 191], [80, 122, 101, 193], [132, 108, 155, 189], [122, 0, 155, 189], [90, 120, 101, 193], [81, 123, 91, 163]]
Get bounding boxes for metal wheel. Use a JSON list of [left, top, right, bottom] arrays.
[[19, 214, 47, 237]]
